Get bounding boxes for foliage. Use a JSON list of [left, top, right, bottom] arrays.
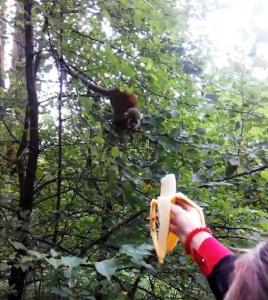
[[0, 0, 268, 299]]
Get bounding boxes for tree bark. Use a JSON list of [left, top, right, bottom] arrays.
[[11, 1, 25, 78], [18, 0, 39, 213], [8, 1, 39, 299], [0, 1, 6, 88], [52, 7, 64, 243]]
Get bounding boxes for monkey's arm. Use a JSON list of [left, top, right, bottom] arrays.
[[59, 57, 114, 97], [0, 152, 15, 162]]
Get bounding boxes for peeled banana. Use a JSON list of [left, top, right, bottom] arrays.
[[150, 174, 205, 263]]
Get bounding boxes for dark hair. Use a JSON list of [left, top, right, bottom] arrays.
[[224, 241, 268, 300]]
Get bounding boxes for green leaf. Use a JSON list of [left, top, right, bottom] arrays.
[[192, 173, 206, 183], [50, 249, 59, 258], [28, 250, 47, 260], [11, 241, 27, 251], [204, 158, 214, 168], [120, 244, 153, 267], [111, 146, 120, 158], [196, 273, 209, 289], [51, 287, 73, 297], [107, 166, 118, 187], [229, 157, 240, 166], [122, 181, 135, 201], [145, 61, 153, 71], [195, 128, 206, 135], [46, 258, 63, 269], [258, 221, 268, 230], [0, 263, 9, 271], [204, 93, 218, 101], [140, 56, 153, 64], [95, 258, 118, 281], [80, 96, 94, 112], [101, 9, 111, 20], [61, 256, 84, 268], [63, 268, 78, 288], [96, 136, 105, 144], [147, 72, 158, 83]]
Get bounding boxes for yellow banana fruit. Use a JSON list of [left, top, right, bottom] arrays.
[[150, 174, 205, 264]]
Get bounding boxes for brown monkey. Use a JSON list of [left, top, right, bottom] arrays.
[[4, 145, 16, 161], [59, 57, 143, 129], [104, 88, 142, 130]]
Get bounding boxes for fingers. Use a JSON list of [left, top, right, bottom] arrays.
[[170, 204, 186, 226], [169, 223, 178, 236], [173, 198, 192, 211], [170, 203, 186, 216]]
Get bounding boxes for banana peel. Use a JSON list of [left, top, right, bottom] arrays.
[[149, 174, 205, 264]]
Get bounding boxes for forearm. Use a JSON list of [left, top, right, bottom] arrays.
[[188, 233, 236, 300], [190, 234, 233, 276]]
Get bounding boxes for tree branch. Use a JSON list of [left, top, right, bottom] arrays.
[[199, 164, 268, 188], [87, 210, 145, 249]]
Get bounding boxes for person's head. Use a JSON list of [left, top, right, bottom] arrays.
[[224, 241, 268, 300]]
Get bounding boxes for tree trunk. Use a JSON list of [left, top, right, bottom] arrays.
[[11, 0, 27, 193], [0, 1, 6, 88], [8, 1, 39, 299], [11, 1, 25, 78]]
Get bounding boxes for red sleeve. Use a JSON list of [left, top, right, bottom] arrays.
[[191, 237, 233, 277]]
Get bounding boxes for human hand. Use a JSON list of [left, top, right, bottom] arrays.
[[169, 200, 204, 244]]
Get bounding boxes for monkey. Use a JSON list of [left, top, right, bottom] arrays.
[[102, 88, 143, 130], [59, 57, 143, 130], [84, 85, 142, 130], [2, 145, 16, 162]]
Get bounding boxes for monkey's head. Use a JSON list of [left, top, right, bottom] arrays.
[[125, 107, 143, 130]]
